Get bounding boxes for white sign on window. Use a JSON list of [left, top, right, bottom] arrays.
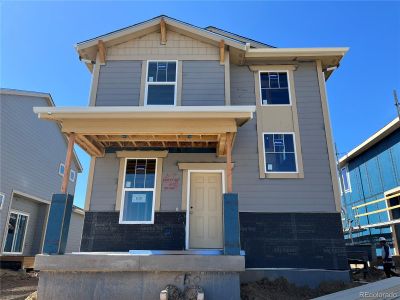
[[148, 77, 154, 82], [267, 164, 273, 171], [131, 194, 147, 203]]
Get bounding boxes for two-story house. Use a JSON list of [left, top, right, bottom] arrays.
[[0, 89, 84, 268], [339, 117, 400, 256], [34, 16, 349, 297]]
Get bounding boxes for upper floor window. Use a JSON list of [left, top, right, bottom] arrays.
[[145, 61, 177, 106], [341, 166, 351, 193], [260, 71, 291, 105], [58, 163, 76, 183], [120, 158, 157, 224], [263, 133, 297, 173]]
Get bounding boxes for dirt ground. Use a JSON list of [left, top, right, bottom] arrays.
[[240, 267, 388, 300], [0, 269, 38, 300]]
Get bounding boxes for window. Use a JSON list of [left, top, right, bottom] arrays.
[[260, 71, 290, 105], [0, 193, 4, 210], [341, 166, 351, 193], [58, 163, 65, 176], [119, 158, 157, 224], [69, 170, 76, 182], [3, 211, 29, 254], [59, 163, 76, 183], [264, 133, 297, 173], [145, 61, 177, 105]]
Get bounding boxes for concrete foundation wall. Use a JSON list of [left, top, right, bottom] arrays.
[[38, 271, 240, 300], [35, 253, 244, 300]]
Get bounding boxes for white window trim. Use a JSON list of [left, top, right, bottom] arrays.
[[3, 210, 29, 255], [119, 158, 158, 224], [0, 193, 4, 210], [58, 163, 65, 177], [59, 163, 76, 183], [262, 132, 298, 174], [69, 169, 76, 182], [185, 169, 226, 250], [341, 165, 352, 193], [144, 60, 178, 106], [259, 70, 292, 106]]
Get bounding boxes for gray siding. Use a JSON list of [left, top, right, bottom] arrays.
[[90, 153, 224, 212], [0, 94, 78, 254], [10, 195, 47, 256], [181, 61, 225, 105], [233, 62, 336, 212], [230, 64, 255, 105], [96, 61, 142, 106], [160, 153, 225, 211], [89, 62, 335, 214], [90, 154, 119, 211], [65, 210, 84, 253]]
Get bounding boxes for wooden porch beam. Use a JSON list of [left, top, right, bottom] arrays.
[[219, 40, 225, 64], [160, 18, 167, 45], [61, 133, 76, 194], [226, 132, 234, 193], [98, 40, 106, 64], [95, 134, 219, 142], [217, 133, 227, 157], [76, 134, 105, 157]]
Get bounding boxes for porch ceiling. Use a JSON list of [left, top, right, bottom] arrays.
[[33, 106, 255, 157]]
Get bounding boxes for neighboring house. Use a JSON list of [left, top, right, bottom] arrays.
[[34, 15, 349, 282], [0, 89, 83, 260], [339, 117, 400, 255]]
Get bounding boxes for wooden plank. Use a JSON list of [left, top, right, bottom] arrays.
[[62, 118, 237, 135], [226, 132, 233, 193], [217, 133, 227, 157], [22, 256, 35, 269], [160, 18, 167, 45], [219, 40, 225, 64], [77, 134, 104, 157], [95, 134, 219, 142], [98, 40, 106, 64], [61, 133, 76, 193]]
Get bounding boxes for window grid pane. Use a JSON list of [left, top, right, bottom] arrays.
[[147, 62, 176, 83], [264, 134, 297, 172], [122, 159, 156, 222], [260, 72, 290, 105]]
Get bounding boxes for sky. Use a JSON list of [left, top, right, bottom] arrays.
[[1, 1, 399, 208]]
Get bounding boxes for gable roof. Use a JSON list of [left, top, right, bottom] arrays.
[[76, 15, 247, 64], [338, 117, 400, 168], [205, 26, 275, 48], [0, 88, 83, 172], [76, 15, 348, 79]]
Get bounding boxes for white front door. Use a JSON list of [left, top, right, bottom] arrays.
[[189, 172, 223, 249]]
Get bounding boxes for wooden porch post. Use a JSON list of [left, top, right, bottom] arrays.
[[226, 133, 233, 193], [61, 133, 76, 194]]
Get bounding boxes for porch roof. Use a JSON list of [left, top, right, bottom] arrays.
[[33, 106, 255, 157]]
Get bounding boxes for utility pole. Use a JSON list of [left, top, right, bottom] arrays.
[[394, 89, 400, 119]]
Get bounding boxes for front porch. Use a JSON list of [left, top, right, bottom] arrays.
[[34, 106, 255, 298], [34, 106, 254, 253]]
